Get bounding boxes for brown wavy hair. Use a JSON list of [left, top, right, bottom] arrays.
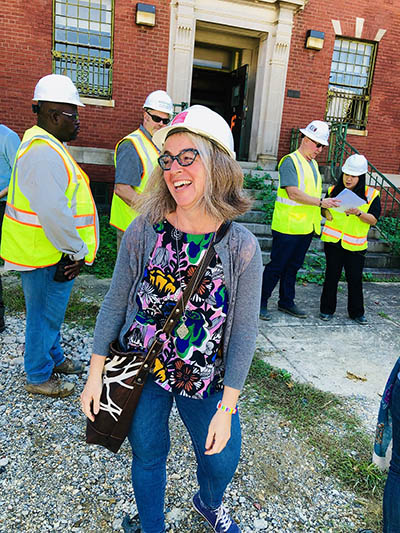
[[134, 131, 252, 224]]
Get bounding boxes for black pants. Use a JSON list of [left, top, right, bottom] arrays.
[[0, 201, 5, 321], [261, 230, 313, 308], [320, 242, 366, 318]]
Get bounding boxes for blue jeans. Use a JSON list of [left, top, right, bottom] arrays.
[[384, 377, 400, 532], [20, 265, 75, 384], [127, 375, 242, 533], [261, 230, 313, 308]]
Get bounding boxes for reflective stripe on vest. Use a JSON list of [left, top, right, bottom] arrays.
[[0, 126, 98, 267], [321, 186, 380, 251], [109, 128, 159, 232], [271, 150, 322, 235]]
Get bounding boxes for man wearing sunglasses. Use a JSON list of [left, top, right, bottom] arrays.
[[110, 90, 173, 249], [0, 74, 99, 398], [260, 120, 341, 321]]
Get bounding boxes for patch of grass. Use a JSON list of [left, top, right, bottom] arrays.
[[243, 173, 266, 190], [247, 354, 385, 529], [83, 214, 117, 279], [378, 311, 390, 319], [257, 184, 277, 225]]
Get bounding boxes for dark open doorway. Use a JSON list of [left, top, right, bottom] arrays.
[[191, 64, 249, 160]]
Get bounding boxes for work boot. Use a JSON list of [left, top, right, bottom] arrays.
[[319, 313, 333, 321], [278, 304, 307, 318], [53, 356, 84, 375], [352, 315, 367, 325], [259, 305, 272, 321], [24, 375, 75, 398]]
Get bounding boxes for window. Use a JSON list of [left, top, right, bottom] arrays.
[[52, 0, 114, 99], [325, 38, 377, 130]]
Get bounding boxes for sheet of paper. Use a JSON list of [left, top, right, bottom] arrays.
[[331, 188, 365, 212]]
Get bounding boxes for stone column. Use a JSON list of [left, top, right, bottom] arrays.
[[251, 2, 297, 166], [167, 0, 196, 107]]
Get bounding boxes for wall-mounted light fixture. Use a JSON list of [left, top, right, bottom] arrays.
[[305, 30, 325, 50], [136, 3, 156, 27]]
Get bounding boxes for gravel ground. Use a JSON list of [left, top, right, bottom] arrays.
[[0, 313, 376, 533]]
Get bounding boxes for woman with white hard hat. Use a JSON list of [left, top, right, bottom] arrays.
[[81, 105, 262, 532], [319, 153, 381, 324]]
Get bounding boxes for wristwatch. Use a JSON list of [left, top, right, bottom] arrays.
[[356, 211, 362, 217]]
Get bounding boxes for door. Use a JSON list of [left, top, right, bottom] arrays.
[[229, 64, 248, 160]]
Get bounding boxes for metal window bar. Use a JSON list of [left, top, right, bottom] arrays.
[[52, 0, 114, 98], [325, 38, 377, 130]]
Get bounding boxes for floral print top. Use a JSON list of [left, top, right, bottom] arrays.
[[124, 220, 228, 398]]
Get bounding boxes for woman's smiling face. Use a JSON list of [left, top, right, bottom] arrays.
[[162, 133, 207, 213], [343, 173, 360, 190]]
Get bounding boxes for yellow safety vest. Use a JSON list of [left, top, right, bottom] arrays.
[[271, 150, 322, 235], [109, 128, 159, 232], [321, 186, 380, 251], [1, 125, 98, 268]]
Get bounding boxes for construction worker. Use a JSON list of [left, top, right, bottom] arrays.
[[0, 74, 99, 398], [0, 124, 20, 333], [320, 154, 381, 324], [109, 90, 173, 249], [260, 120, 340, 321]]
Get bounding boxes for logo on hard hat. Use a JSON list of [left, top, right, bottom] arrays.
[[171, 111, 188, 125], [309, 124, 317, 132]]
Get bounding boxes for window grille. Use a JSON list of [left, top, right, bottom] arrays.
[[325, 38, 377, 130], [52, 0, 114, 98]]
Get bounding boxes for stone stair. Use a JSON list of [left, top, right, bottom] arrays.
[[236, 167, 400, 278]]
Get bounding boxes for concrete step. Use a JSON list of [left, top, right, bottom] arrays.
[[256, 236, 391, 254], [261, 250, 400, 274]]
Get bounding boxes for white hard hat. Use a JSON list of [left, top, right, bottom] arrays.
[[342, 154, 368, 176], [152, 105, 235, 159], [143, 90, 173, 115], [33, 74, 84, 107], [300, 120, 329, 146]]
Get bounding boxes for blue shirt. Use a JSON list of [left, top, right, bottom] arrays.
[[0, 125, 20, 202]]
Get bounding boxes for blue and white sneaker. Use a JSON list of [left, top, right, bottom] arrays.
[[192, 491, 241, 532]]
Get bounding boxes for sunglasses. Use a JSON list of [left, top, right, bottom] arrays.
[[60, 111, 79, 122], [158, 148, 199, 171], [309, 138, 323, 149], [145, 109, 170, 125]]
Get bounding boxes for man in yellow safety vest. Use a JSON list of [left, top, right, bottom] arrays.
[[109, 90, 173, 249], [0, 74, 99, 398], [260, 120, 340, 321]]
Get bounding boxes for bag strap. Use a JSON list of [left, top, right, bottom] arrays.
[[141, 220, 231, 368]]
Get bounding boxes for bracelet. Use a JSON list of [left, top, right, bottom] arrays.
[[319, 198, 323, 207], [217, 400, 237, 415], [356, 211, 362, 217]]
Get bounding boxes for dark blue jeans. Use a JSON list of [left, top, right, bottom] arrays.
[[383, 377, 400, 532], [261, 230, 313, 308], [128, 375, 241, 533], [20, 265, 75, 384]]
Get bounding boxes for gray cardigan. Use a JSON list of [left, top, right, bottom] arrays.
[[92, 216, 263, 391]]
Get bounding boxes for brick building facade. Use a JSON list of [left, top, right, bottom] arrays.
[[279, 0, 400, 176], [1, 0, 399, 206]]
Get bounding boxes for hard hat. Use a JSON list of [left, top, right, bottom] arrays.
[[152, 105, 235, 159], [342, 154, 368, 176], [299, 120, 329, 146], [33, 74, 84, 107], [143, 90, 173, 115]]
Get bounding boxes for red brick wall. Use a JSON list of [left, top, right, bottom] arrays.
[[0, 1, 170, 183], [279, 0, 400, 175]]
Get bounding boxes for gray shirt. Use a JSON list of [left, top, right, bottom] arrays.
[[114, 125, 153, 187], [279, 156, 319, 188], [92, 216, 263, 391]]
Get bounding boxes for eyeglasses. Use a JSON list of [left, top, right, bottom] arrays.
[[145, 109, 170, 125], [158, 148, 199, 171], [60, 111, 79, 122]]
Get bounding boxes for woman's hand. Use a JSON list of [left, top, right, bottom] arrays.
[[80, 354, 106, 421], [345, 207, 361, 216], [204, 410, 232, 455]]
